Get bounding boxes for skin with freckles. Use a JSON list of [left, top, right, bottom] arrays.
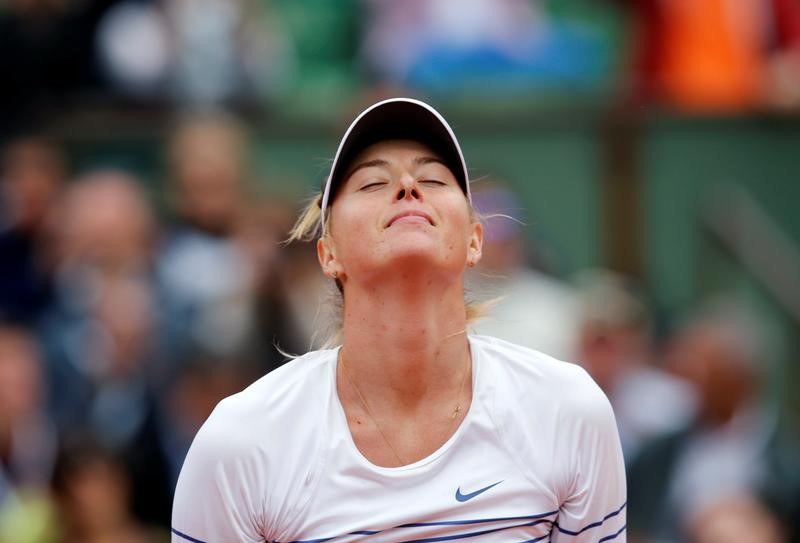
[[319, 139, 479, 289], [316, 139, 483, 467]]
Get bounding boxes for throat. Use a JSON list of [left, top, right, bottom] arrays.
[[342, 390, 471, 468], [337, 350, 473, 468], [342, 277, 468, 350]]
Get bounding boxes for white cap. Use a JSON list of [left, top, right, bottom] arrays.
[[320, 98, 470, 226]]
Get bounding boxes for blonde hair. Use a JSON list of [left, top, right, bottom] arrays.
[[285, 191, 491, 350], [286, 193, 325, 243]]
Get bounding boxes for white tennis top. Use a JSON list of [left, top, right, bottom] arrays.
[[171, 335, 626, 543]]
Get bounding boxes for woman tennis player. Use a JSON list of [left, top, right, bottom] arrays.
[[171, 98, 626, 542]]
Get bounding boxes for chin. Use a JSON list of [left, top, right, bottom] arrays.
[[381, 242, 466, 277], [388, 234, 445, 258]]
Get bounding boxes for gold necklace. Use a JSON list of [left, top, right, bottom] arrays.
[[339, 353, 471, 466], [451, 356, 470, 420]]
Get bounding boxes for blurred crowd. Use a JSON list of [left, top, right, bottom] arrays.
[[3, 0, 800, 136], [1, 1, 800, 543], [471, 184, 800, 543], [0, 116, 319, 542]]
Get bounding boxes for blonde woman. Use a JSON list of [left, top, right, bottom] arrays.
[[171, 98, 626, 542]]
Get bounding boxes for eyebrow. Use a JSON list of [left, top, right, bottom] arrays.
[[346, 155, 447, 179], [345, 158, 389, 179], [413, 156, 447, 167]]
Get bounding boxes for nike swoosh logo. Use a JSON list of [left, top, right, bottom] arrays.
[[455, 480, 503, 502]]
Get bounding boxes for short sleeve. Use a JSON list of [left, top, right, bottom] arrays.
[[171, 400, 266, 543], [551, 378, 627, 543]]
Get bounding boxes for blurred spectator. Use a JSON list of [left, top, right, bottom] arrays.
[[96, 0, 293, 106], [574, 269, 696, 460], [51, 169, 154, 278], [468, 183, 579, 361], [361, 0, 615, 95], [157, 112, 258, 360], [0, 325, 58, 543], [162, 0, 291, 105], [35, 169, 176, 528], [167, 112, 247, 237], [685, 493, 786, 543], [49, 274, 172, 527], [158, 111, 300, 374], [627, 298, 784, 542], [39, 170, 160, 445], [50, 435, 164, 542], [0, 136, 65, 325], [626, 0, 800, 111]]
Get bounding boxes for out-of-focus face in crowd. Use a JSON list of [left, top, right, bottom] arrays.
[[575, 270, 652, 395], [667, 319, 759, 427], [168, 114, 246, 236], [50, 439, 153, 542], [0, 326, 43, 425], [54, 171, 154, 276], [1, 137, 64, 231]]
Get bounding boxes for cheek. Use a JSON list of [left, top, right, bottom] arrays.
[[332, 200, 372, 234], [329, 204, 382, 259], [438, 222, 474, 267], [445, 204, 475, 246]]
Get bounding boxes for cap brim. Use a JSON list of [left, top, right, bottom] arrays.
[[320, 98, 469, 225]]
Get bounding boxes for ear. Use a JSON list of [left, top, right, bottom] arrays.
[[317, 237, 341, 279], [466, 220, 483, 268]]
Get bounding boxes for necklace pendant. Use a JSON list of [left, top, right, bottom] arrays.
[[452, 403, 461, 420]]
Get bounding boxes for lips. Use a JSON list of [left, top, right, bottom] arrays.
[[386, 210, 435, 227]]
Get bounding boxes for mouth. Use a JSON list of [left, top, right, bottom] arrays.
[[386, 210, 435, 227]]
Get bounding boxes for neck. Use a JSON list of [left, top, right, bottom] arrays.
[[339, 273, 471, 408], [0, 421, 10, 464]]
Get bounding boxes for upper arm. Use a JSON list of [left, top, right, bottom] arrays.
[[551, 375, 627, 543], [171, 406, 267, 543]]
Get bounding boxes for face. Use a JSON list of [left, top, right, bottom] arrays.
[[667, 326, 753, 425], [0, 329, 42, 418], [171, 123, 243, 233], [59, 176, 153, 272], [2, 139, 64, 228], [317, 139, 482, 286]]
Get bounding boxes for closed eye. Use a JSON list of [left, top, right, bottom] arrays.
[[360, 181, 388, 191], [420, 179, 447, 186]]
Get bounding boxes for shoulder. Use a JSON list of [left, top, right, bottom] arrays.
[[174, 349, 337, 533], [471, 334, 616, 438], [202, 348, 336, 442], [180, 348, 336, 477], [471, 334, 603, 402], [470, 335, 623, 501]]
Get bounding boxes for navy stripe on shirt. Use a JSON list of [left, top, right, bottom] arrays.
[[277, 511, 559, 543], [172, 527, 208, 543], [554, 502, 627, 537]]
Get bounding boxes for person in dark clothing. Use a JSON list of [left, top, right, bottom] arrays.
[[0, 136, 65, 325]]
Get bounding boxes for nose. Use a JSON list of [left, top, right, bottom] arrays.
[[395, 174, 421, 201]]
